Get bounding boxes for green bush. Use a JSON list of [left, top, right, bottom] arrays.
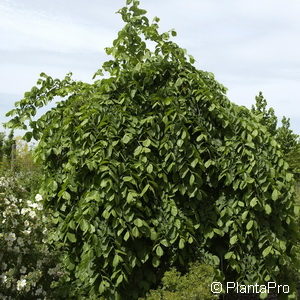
[[5, 0, 300, 298], [141, 262, 220, 300]]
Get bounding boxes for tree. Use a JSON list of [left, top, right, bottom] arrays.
[[251, 92, 277, 136], [0, 132, 4, 163], [252, 92, 300, 178], [5, 0, 300, 298], [0, 131, 16, 171]]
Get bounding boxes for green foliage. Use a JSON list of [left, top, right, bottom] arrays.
[[5, 0, 300, 298], [252, 92, 300, 178], [141, 262, 220, 300], [0, 131, 16, 170], [276, 117, 298, 155], [277, 118, 300, 179], [251, 92, 278, 135], [0, 132, 4, 162]]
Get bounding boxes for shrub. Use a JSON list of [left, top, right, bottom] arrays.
[[141, 261, 220, 300], [5, 0, 300, 298], [0, 168, 64, 299]]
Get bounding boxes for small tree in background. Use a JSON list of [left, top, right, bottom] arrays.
[[251, 92, 277, 136], [5, 0, 300, 298], [0, 132, 4, 163], [252, 92, 300, 178], [0, 131, 16, 171]]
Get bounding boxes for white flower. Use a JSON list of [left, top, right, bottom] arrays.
[[17, 237, 24, 246], [5, 232, 16, 242], [35, 287, 43, 295], [29, 210, 36, 218], [29, 202, 39, 209], [24, 228, 31, 235], [35, 194, 43, 202], [16, 279, 27, 290], [37, 260, 42, 268], [20, 266, 27, 274], [48, 268, 56, 276], [9, 195, 17, 203], [21, 208, 29, 215], [0, 274, 7, 283], [24, 220, 29, 227]]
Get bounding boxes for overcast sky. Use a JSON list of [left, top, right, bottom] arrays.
[[1, 0, 300, 136]]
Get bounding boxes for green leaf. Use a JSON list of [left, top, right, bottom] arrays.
[[142, 138, 151, 147], [264, 204, 272, 215], [140, 184, 150, 196], [67, 233, 77, 243], [147, 164, 153, 173], [116, 274, 123, 286], [177, 139, 184, 147], [189, 174, 195, 186], [252, 129, 258, 137], [134, 145, 143, 156], [123, 176, 133, 182], [113, 254, 120, 267], [122, 133, 132, 144], [171, 29, 177, 37], [230, 235, 238, 245], [224, 251, 234, 260], [62, 191, 71, 201], [99, 281, 107, 293], [271, 189, 278, 201], [171, 206, 178, 216], [262, 245, 272, 257], [134, 218, 143, 228], [175, 78, 183, 87], [156, 245, 164, 257], [80, 219, 89, 232], [127, 191, 136, 203], [160, 239, 169, 247], [124, 231, 130, 241], [246, 220, 254, 230], [270, 139, 277, 147], [152, 256, 160, 267], [191, 158, 198, 168], [179, 238, 185, 249], [250, 197, 258, 207], [286, 173, 293, 182], [204, 160, 213, 168], [279, 240, 286, 251], [132, 226, 139, 237], [150, 229, 157, 241], [241, 211, 248, 220]]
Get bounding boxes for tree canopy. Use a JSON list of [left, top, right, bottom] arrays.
[[5, 0, 300, 298]]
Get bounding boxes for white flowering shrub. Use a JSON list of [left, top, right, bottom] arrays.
[[0, 172, 65, 299]]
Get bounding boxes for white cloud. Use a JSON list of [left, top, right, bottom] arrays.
[[0, 0, 113, 53]]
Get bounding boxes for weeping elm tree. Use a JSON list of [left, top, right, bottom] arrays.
[[5, 0, 300, 298]]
